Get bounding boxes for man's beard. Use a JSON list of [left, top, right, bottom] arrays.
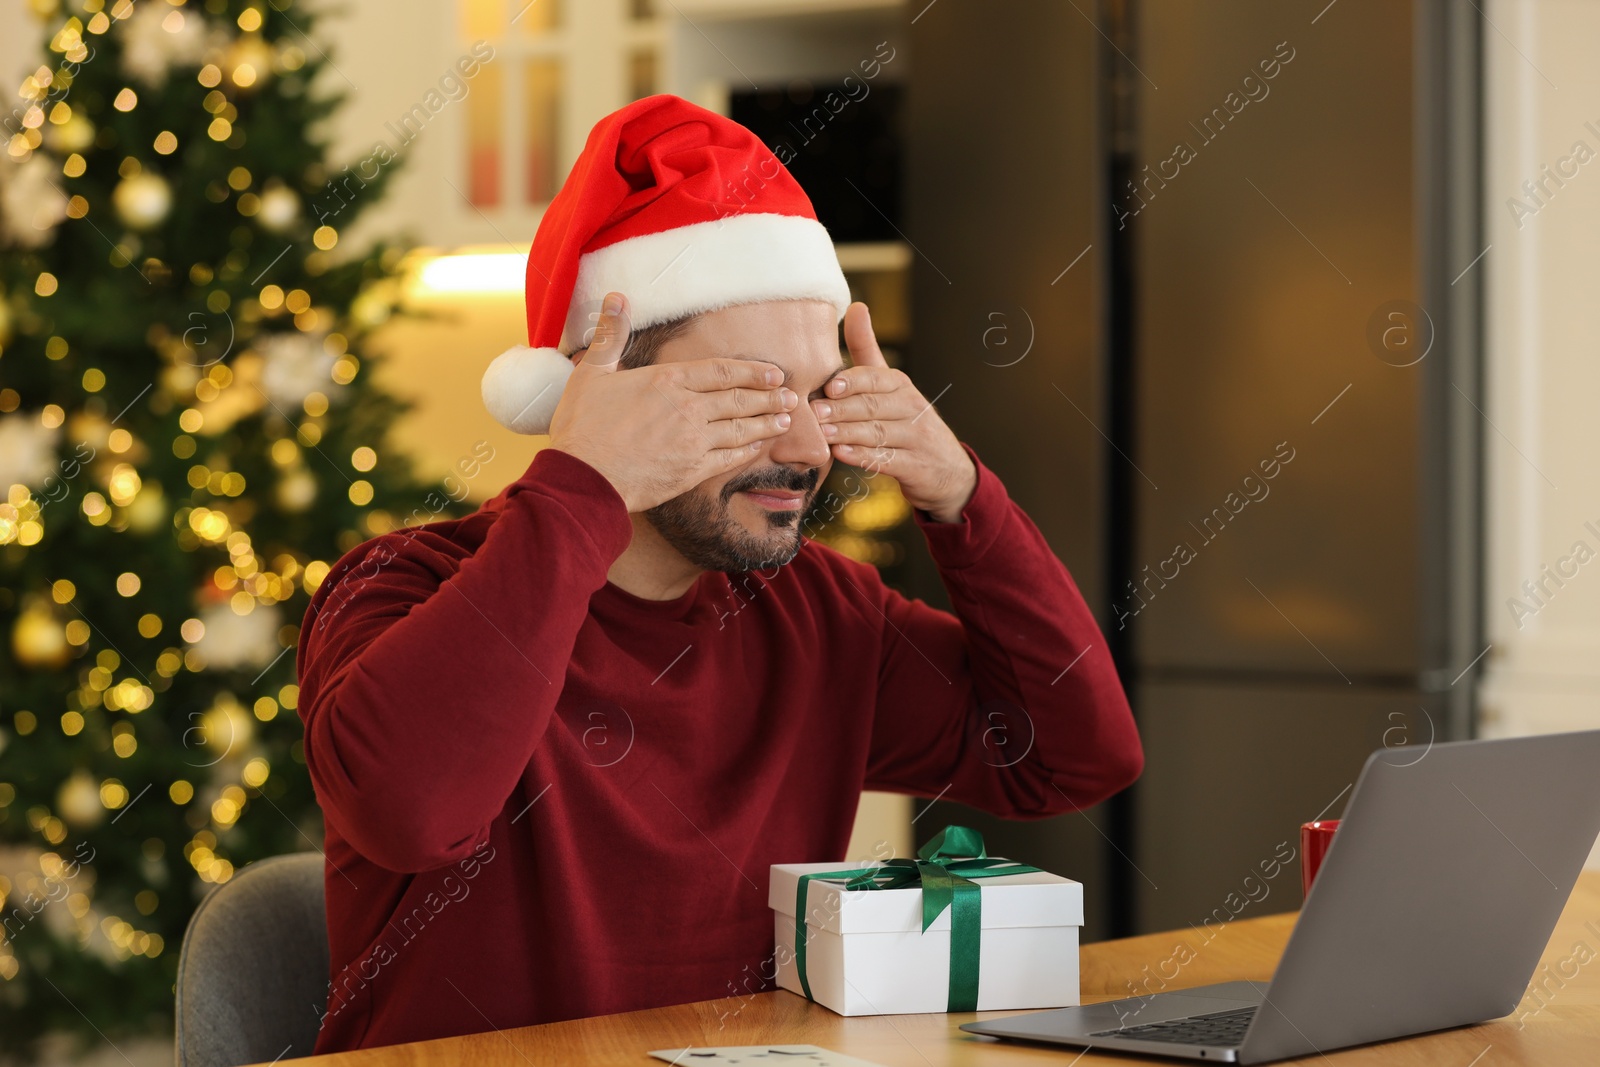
[[645, 465, 821, 574]]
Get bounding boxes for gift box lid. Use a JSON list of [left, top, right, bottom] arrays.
[[770, 860, 1083, 935]]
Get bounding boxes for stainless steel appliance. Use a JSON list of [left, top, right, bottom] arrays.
[[907, 0, 1484, 939]]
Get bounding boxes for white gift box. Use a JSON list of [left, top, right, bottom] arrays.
[[769, 860, 1082, 1016]]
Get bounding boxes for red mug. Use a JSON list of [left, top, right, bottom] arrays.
[[1300, 820, 1340, 898]]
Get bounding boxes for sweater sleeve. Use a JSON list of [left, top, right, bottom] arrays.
[[295, 448, 633, 873], [862, 446, 1143, 817]]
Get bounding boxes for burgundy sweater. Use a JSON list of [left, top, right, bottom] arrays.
[[296, 446, 1141, 1053]]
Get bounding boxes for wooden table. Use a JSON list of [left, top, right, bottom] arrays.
[[278, 871, 1600, 1065]]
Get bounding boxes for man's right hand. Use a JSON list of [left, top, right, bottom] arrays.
[[546, 291, 798, 513]]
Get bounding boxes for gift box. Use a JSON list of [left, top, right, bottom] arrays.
[[769, 826, 1082, 1016]]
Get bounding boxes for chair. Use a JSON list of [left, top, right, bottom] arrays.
[[175, 852, 329, 1067]]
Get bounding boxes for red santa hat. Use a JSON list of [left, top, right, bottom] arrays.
[[482, 94, 853, 434]]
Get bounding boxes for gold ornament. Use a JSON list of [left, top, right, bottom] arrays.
[[56, 769, 106, 829], [256, 184, 299, 233], [125, 484, 166, 534], [12, 601, 72, 670], [67, 410, 112, 453], [196, 352, 265, 434], [226, 34, 274, 92], [198, 695, 254, 761], [45, 114, 95, 154], [113, 172, 172, 230], [276, 466, 317, 511], [160, 361, 201, 400]]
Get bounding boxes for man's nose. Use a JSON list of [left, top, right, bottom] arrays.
[[764, 395, 831, 469]]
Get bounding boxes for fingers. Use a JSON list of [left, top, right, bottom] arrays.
[[812, 384, 919, 425], [832, 442, 897, 474], [704, 411, 793, 450], [670, 357, 785, 392], [576, 291, 631, 372], [697, 386, 798, 422], [843, 302, 887, 369], [820, 417, 904, 450], [703, 443, 773, 477], [826, 302, 893, 399], [824, 363, 902, 399]]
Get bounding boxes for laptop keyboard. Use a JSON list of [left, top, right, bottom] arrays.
[[1090, 1005, 1258, 1046]]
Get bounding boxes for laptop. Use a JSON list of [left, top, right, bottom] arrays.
[[961, 729, 1600, 1063]]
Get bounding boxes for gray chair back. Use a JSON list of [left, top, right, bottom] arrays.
[[175, 852, 329, 1067]]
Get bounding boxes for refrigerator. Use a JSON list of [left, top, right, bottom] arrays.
[[907, 0, 1484, 939]]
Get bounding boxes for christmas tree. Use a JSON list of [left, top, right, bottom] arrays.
[[0, 0, 443, 1053]]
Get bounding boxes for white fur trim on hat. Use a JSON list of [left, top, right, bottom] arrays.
[[556, 213, 852, 352], [484, 213, 850, 435], [481, 345, 573, 435]]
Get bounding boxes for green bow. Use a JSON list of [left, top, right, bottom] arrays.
[[790, 826, 1042, 1013]]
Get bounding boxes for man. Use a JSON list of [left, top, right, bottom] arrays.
[[297, 94, 1141, 1053]]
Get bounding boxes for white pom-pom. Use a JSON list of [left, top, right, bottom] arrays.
[[482, 346, 573, 434]]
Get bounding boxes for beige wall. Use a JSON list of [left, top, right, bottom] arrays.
[[0, 2, 42, 96], [1480, 1, 1600, 864], [369, 284, 533, 499]]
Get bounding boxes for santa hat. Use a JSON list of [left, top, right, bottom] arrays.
[[482, 94, 853, 435]]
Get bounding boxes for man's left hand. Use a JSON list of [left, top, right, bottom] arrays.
[[814, 302, 977, 524]]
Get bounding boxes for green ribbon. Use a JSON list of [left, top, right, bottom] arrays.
[[790, 825, 1041, 1013]]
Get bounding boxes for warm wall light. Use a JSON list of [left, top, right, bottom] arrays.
[[413, 249, 530, 295]]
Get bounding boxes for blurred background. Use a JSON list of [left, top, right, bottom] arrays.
[[1, 0, 1597, 1061]]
